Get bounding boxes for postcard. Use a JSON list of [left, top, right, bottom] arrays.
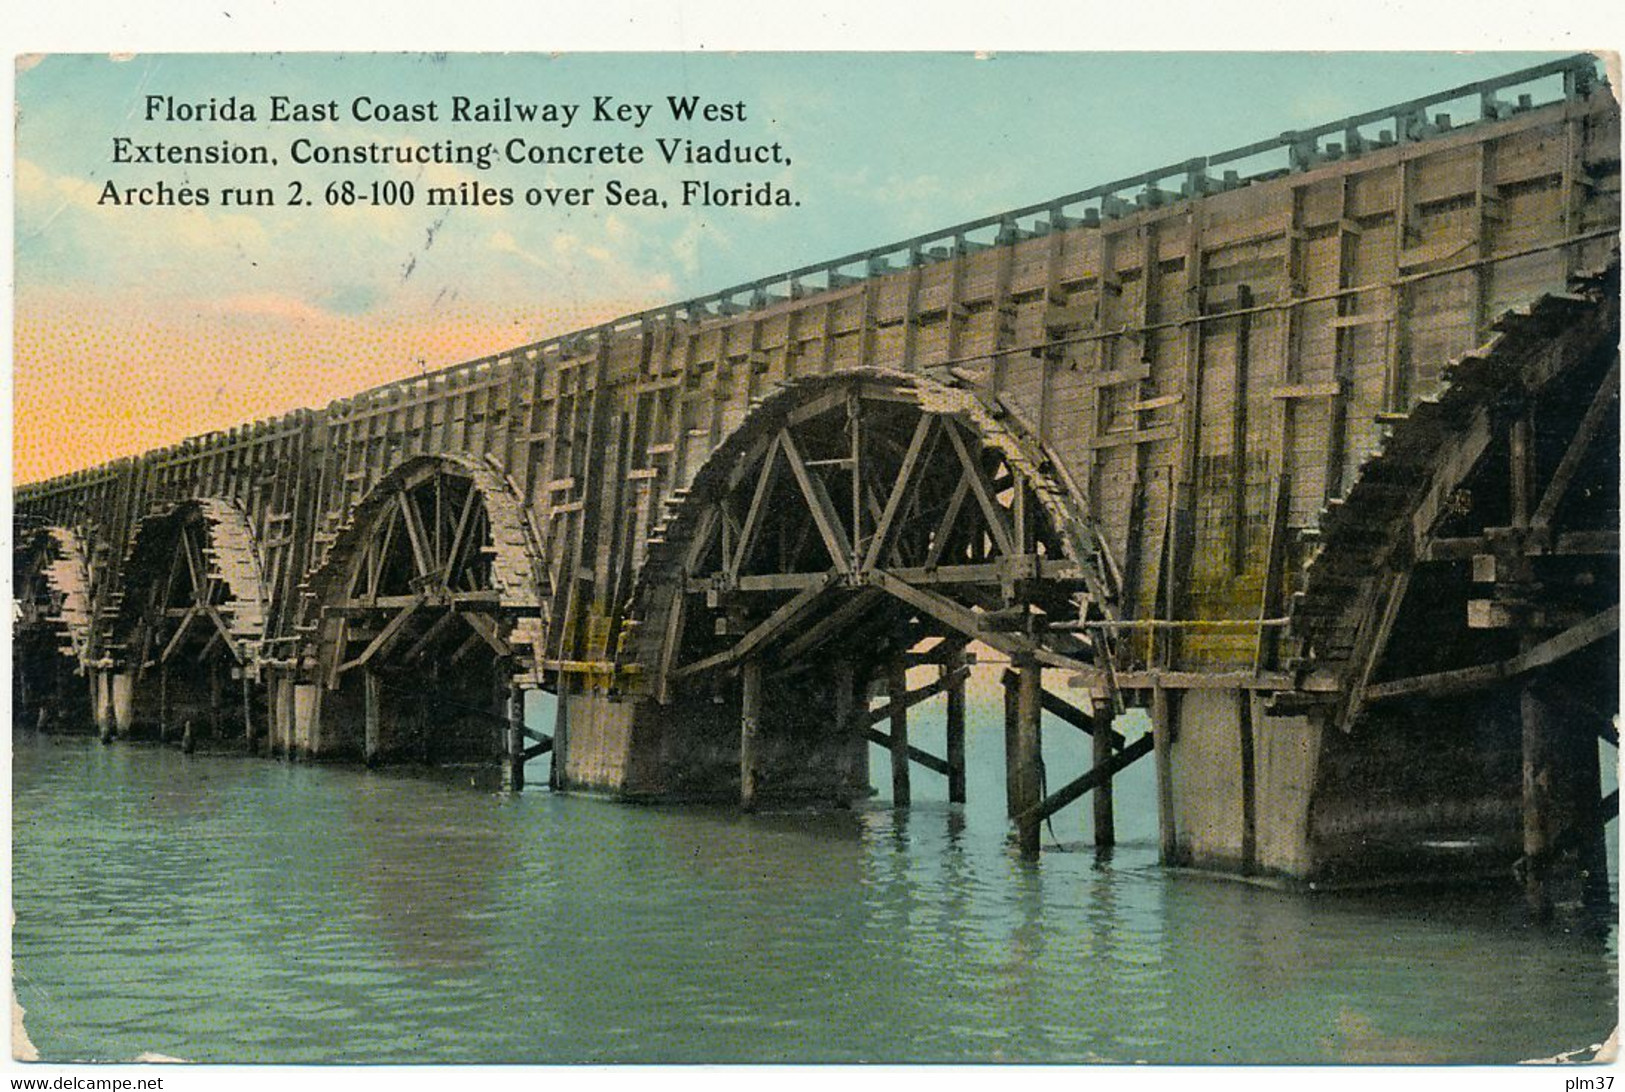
[[9, 44, 1620, 1080]]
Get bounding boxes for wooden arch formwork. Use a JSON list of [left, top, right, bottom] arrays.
[[104, 498, 270, 750], [574, 368, 1150, 854], [1276, 267, 1620, 917], [288, 455, 551, 775], [12, 524, 97, 732]]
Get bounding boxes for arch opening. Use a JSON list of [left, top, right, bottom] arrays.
[[111, 499, 269, 746], [12, 525, 95, 732], [623, 371, 1121, 808], [301, 457, 546, 766]]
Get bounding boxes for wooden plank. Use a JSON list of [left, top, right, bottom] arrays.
[[1025, 732, 1156, 826], [1270, 381, 1341, 400], [862, 727, 951, 777], [861, 664, 972, 726]]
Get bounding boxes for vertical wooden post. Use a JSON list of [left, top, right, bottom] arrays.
[[241, 674, 255, 751], [1152, 684, 1178, 864], [1521, 676, 1553, 921], [209, 658, 223, 740], [549, 682, 569, 790], [181, 717, 196, 754], [158, 664, 170, 743], [1013, 657, 1043, 858], [505, 685, 526, 792], [1004, 670, 1020, 817], [364, 669, 382, 767], [1093, 696, 1115, 848], [833, 661, 859, 803], [740, 659, 762, 811], [888, 660, 910, 807], [1238, 689, 1257, 874], [944, 649, 967, 805]]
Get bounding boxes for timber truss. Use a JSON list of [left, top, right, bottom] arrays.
[[108, 499, 269, 745], [14, 524, 95, 668], [627, 370, 1151, 850], [1279, 268, 1619, 917], [634, 370, 1118, 695], [304, 456, 548, 690]]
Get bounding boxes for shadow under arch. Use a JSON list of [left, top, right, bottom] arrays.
[[13, 523, 96, 731], [611, 367, 1122, 807], [295, 454, 549, 766], [107, 497, 270, 744]]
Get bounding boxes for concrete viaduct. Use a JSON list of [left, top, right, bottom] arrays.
[[14, 55, 1621, 917]]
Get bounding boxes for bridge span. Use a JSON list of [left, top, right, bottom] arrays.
[[14, 55, 1621, 916]]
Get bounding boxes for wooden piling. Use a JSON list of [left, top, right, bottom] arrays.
[[209, 659, 224, 740], [740, 659, 762, 810], [1152, 684, 1178, 864], [1092, 696, 1115, 848], [1013, 657, 1044, 857], [1004, 671, 1019, 818], [364, 670, 382, 767], [1521, 675, 1553, 920], [98, 674, 114, 745], [241, 674, 255, 751], [505, 686, 526, 792], [888, 660, 910, 807], [157, 665, 170, 743], [833, 660, 859, 803], [945, 649, 967, 805]]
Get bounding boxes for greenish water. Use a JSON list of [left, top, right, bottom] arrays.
[[10, 708, 1617, 1065]]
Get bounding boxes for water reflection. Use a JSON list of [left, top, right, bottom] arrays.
[[10, 733, 1618, 1065]]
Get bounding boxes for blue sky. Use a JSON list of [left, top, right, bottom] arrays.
[[13, 51, 1580, 480]]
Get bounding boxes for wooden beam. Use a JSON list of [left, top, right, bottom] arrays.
[[158, 604, 201, 664], [1532, 358, 1620, 529], [1022, 732, 1156, 826], [338, 595, 425, 675], [779, 427, 853, 572], [944, 647, 967, 804], [199, 603, 244, 664], [863, 414, 936, 570], [1013, 659, 1043, 856], [457, 609, 512, 658], [726, 435, 783, 581], [923, 475, 971, 568], [862, 727, 950, 776], [443, 482, 480, 582], [1026, 679, 1128, 749], [397, 489, 434, 578], [672, 575, 836, 680], [777, 588, 885, 661], [887, 660, 910, 805], [400, 609, 460, 662], [945, 423, 1015, 557], [1506, 603, 1619, 675], [1364, 604, 1619, 703], [862, 664, 971, 726], [740, 659, 762, 810]]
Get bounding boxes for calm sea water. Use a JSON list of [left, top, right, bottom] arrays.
[[10, 689, 1618, 1065]]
